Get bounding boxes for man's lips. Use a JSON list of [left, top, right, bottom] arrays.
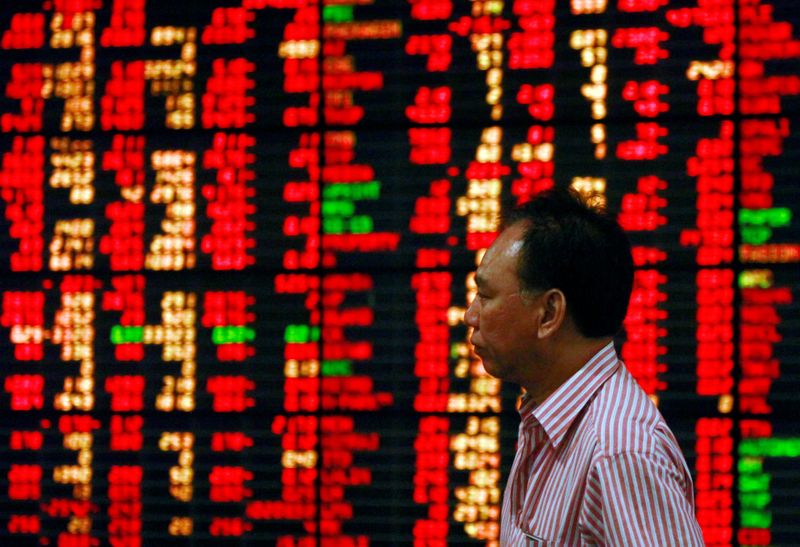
[[468, 334, 484, 358]]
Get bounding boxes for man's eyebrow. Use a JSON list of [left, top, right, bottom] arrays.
[[475, 273, 488, 288]]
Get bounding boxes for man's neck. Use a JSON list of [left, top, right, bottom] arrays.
[[522, 337, 612, 405]]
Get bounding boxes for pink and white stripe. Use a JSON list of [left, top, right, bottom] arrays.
[[500, 342, 704, 545]]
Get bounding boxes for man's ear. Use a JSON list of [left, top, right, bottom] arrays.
[[537, 288, 566, 338]]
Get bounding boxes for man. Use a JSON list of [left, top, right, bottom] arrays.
[[465, 188, 704, 545]]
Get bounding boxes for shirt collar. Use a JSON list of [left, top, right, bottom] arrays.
[[518, 342, 621, 449]]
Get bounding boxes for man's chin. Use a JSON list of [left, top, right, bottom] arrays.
[[477, 357, 501, 379]]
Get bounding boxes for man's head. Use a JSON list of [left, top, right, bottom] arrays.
[[465, 188, 633, 391], [504, 187, 634, 338]]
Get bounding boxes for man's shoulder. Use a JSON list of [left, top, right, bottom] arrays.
[[584, 364, 674, 458]]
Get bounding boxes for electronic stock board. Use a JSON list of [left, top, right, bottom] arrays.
[[0, 0, 799, 545]]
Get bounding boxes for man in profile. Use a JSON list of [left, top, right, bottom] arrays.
[[465, 188, 704, 545]]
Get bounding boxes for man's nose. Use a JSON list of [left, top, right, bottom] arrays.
[[464, 298, 479, 329]]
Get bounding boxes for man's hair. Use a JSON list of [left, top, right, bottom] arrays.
[[504, 188, 634, 338]]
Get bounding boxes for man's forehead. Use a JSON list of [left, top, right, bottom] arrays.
[[476, 226, 526, 282], [506, 238, 525, 256], [489, 226, 526, 262]]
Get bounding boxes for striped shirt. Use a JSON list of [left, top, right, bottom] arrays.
[[500, 342, 704, 546]]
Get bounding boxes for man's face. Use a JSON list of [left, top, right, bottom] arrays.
[[464, 222, 541, 384]]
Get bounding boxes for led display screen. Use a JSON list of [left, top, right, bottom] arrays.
[[0, 0, 798, 545]]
